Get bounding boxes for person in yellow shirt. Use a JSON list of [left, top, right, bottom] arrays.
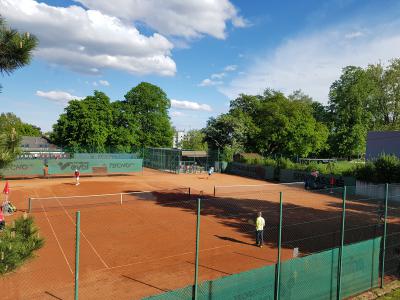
[[255, 211, 265, 248]]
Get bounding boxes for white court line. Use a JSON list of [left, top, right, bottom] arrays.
[[55, 197, 110, 269], [34, 191, 73, 275], [101, 244, 233, 271]]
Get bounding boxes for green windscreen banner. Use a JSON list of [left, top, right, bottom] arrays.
[[279, 237, 381, 300], [145, 237, 381, 300], [144, 264, 275, 300], [1, 160, 44, 176], [47, 159, 143, 175]]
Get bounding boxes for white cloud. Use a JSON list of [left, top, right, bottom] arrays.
[[224, 64, 237, 71], [220, 20, 400, 103], [171, 99, 212, 112], [92, 81, 98, 87], [211, 72, 226, 79], [36, 90, 83, 104], [75, 0, 247, 39], [345, 31, 364, 39], [170, 111, 185, 117], [99, 80, 110, 86], [1, 0, 176, 76], [198, 78, 223, 87]]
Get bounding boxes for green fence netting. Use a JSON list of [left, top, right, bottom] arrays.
[[144, 264, 276, 300], [47, 159, 143, 174], [143, 237, 381, 300], [226, 162, 275, 180], [280, 237, 381, 300], [142, 147, 181, 173]]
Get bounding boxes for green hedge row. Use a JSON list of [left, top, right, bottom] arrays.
[[0, 215, 44, 274], [353, 155, 400, 183], [239, 157, 356, 176], [239, 155, 400, 183]]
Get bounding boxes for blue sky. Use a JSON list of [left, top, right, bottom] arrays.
[[1, 0, 400, 132]]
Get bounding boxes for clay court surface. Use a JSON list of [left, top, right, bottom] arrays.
[[0, 169, 391, 299]]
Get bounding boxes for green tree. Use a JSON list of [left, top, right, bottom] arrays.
[[0, 128, 20, 170], [0, 16, 38, 91], [0, 113, 41, 137], [51, 91, 114, 152], [203, 112, 251, 153], [329, 66, 376, 158], [123, 82, 173, 147], [181, 130, 208, 151], [365, 60, 400, 130], [255, 91, 328, 157]]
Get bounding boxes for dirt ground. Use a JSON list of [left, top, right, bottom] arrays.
[[0, 169, 394, 299]]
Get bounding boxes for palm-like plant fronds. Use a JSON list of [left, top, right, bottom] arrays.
[[0, 16, 38, 75]]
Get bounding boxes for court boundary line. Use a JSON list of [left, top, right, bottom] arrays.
[[214, 182, 304, 189], [99, 244, 234, 272], [50, 187, 110, 269], [33, 190, 73, 275]]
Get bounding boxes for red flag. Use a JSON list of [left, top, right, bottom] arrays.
[[3, 181, 10, 194]]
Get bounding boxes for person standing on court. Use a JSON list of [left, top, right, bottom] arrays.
[[74, 169, 80, 186], [255, 211, 265, 248]]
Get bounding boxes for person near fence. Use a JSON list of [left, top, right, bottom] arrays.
[[255, 211, 265, 248], [43, 164, 49, 178], [0, 207, 5, 231], [2, 200, 16, 214], [74, 169, 80, 186], [208, 166, 214, 178]]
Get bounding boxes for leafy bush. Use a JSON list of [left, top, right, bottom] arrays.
[[0, 215, 44, 275], [354, 155, 400, 183]]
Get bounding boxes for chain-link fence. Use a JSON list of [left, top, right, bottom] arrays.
[[2, 188, 198, 300], [145, 183, 399, 300], [2, 183, 399, 299]]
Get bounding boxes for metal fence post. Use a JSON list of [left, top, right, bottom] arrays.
[[381, 183, 389, 288], [275, 192, 283, 300], [337, 186, 347, 300], [194, 197, 201, 300], [28, 198, 32, 213], [75, 211, 81, 300]]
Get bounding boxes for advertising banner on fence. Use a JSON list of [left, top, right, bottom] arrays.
[[47, 159, 143, 175], [1, 160, 44, 177]]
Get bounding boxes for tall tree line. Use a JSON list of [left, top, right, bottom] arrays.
[[51, 82, 174, 152], [203, 59, 400, 159]]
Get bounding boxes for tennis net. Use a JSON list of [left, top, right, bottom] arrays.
[[213, 182, 304, 197], [28, 187, 191, 212]]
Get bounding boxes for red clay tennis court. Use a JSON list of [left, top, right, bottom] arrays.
[[1, 169, 392, 299]]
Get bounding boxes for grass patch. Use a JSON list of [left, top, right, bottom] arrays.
[[0, 214, 44, 274], [377, 288, 400, 299]]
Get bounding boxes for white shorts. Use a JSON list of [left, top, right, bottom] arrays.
[[76, 176, 80, 181]]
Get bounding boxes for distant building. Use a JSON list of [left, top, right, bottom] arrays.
[[366, 131, 400, 160], [173, 130, 185, 149], [18, 136, 68, 159]]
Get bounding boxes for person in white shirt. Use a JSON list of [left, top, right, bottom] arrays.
[[255, 211, 265, 248]]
